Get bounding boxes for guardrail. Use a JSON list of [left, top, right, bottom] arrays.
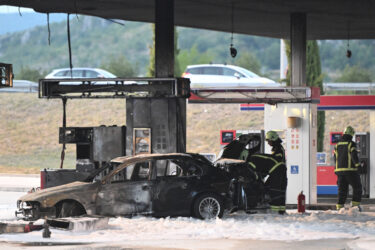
[[323, 82, 375, 94]]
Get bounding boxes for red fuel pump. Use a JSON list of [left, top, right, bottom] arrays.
[[297, 191, 306, 213]]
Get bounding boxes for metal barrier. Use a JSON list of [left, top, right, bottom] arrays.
[[39, 77, 190, 99]]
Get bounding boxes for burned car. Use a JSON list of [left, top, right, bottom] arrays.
[[17, 153, 246, 220]]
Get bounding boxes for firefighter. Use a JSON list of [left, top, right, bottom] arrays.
[[248, 154, 287, 214], [265, 130, 285, 163], [247, 131, 287, 214], [334, 126, 362, 211]]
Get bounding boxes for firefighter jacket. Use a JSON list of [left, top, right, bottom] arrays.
[[248, 154, 285, 178], [271, 141, 286, 164], [334, 134, 360, 174]]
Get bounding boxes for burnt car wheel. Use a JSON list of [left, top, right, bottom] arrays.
[[193, 193, 224, 219], [57, 201, 86, 218]]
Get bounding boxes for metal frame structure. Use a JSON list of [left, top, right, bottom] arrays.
[[38, 77, 190, 99], [189, 87, 320, 104]]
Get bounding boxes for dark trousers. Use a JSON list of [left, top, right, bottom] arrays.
[[336, 172, 362, 204], [265, 164, 287, 206]]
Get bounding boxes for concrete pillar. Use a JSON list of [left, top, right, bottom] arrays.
[[290, 13, 306, 87], [126, 98, 186, 155], [370, 111, 375, 198], [155, 0, 174, 77], [125, 1, 186, 155]]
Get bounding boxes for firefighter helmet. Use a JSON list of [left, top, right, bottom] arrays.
[[344, 126, 355, 137], [266, 131, 279, 141]]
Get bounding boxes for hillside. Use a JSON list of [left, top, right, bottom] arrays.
[[1, 14, 375, 81], [0, 93, 370, 173]]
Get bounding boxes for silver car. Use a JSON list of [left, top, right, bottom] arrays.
[[182, 64, 279, 88], [45, 68, 116, 79]]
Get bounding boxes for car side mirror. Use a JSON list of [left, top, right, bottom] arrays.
[[234, 72, 241, 79]]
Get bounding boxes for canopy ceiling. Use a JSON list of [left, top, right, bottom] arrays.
[[1, 0, 375, 39]]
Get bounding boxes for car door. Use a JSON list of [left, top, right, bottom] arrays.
[[221, 68, 244, 87], [95, 161, 154, 216], [85, 70, 100, 78], [72, 69, 84, 78], [152, 159, 201, 216], [190, 66, 224, 88]]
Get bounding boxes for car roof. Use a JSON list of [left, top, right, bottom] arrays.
[[187, 64, 242, 69], [110, 153, 194, 164], [186, 64, 260, 74], [104, 153, 211, 183], [51, 68, 103, 72]]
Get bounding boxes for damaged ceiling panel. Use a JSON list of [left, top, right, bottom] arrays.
[[1, 0, 375, 39]]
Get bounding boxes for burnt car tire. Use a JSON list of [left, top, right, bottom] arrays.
[[193, 193, 224, 219], [57, 201, 86, 218]]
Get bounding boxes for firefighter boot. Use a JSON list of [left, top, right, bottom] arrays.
[[336, 204, 344, 210], [351, 201, 362, 212]]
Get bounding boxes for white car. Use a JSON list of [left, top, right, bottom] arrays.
[[182, 64, 279, 88], [45, 68, 117, 79]]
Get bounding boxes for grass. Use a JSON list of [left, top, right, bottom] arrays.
[[0, 93, 371, 174]]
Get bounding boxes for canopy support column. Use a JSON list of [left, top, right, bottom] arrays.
[[290, 13, 306, 87]]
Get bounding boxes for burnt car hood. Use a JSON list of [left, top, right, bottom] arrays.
[[18, 181, 98, 203]]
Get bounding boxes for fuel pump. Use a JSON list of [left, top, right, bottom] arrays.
[[355, 132, 370, 197]]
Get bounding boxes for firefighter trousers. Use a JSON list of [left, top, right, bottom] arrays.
[[265, 164, 287, 209], [336, 172, 362, 205]]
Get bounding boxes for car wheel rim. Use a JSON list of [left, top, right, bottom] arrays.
[[199, 197, 220, 219]]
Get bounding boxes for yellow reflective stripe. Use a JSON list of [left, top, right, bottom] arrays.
[[270, 206, 279, 211], [335, 145, 338, 170], [355, 163, 360, 167], [350, 147, 356, 152], [269, 162, 283, 174], [352, 201, 360, 206], [252, 154, 278, 164], [337, 142, 349, 145], [275, 153, 283, 157], [248, 162, 256, 169], [270, 206, 286, 211], [334, 168, 358, 172], [348, 142, 353, 169], [254, 171, 259, 180], [336, 204, 344, 210]]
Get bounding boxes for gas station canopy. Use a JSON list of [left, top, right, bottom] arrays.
[[2, 0, 375, 39]]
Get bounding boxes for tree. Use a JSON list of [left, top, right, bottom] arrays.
[[174, 28, 182, 76], [335, 65, 372, 82], [16, 66, 45, 82], [306, 41, 325, 152], [177, 45, 214, 73], [235, 52, 261, 75], [147, 25, 156, 77], [101, 56, 137, 77], [284, 40, 325, 152]]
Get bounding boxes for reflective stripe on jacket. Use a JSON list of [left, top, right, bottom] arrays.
[[334, 140, 360, 172], [249, 154, 284, 175], [271, 144, 286, 164]]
